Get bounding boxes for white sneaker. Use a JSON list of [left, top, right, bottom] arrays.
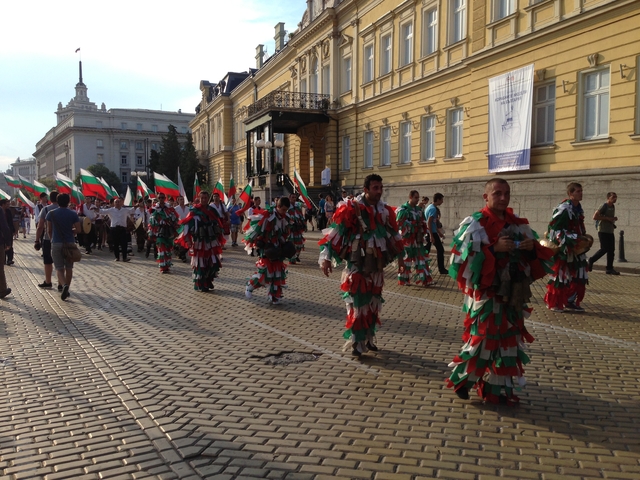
[[245, 285, 253, 299]]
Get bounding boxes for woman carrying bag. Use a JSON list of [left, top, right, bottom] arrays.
[[46, 193, 81, 301]]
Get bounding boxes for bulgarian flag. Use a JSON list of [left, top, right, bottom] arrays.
[[55, 172, 74, 195], [177, 167, 189, 203], [80, 168, 108, 200], [33, 179, 50, 196], [193, 175, 201, 197], [18, 175, 37, 195], [213, 178, 228, 203], [18, 190, 36, 209], [153, 172, 180, 199], [71, 184, 85, 204], [0, 188, 12, 200], [124, 186, 133, 206], [236, 184, 253, 215], [228, 173, 236, 199], [4, 174, 22, 189], [137, 175, 154, 199], [293, 169, 313, 210], [98, 178, 118, 200]]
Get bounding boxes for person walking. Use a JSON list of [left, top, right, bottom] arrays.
[[396, 190, 434, 287], [447, 178, 554, 404], [588, 192, 619, 275], [45, 193, 81, 301], [319, 174, 405, 357], [228, 196, 243, 247], [1, 200, 15, 266], [425, 193, 448, 275], [148, 193, 179, 273], [34, 191, 59, 290], [102, 197, 134, 262], [0, 200, 13, 299]]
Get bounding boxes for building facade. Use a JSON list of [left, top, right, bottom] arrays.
[[191, 0, 640, 260], [10, 157, 37, 184], [34, 62, 194, 188]]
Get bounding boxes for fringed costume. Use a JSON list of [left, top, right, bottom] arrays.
[[544, 200, 589, 310], [148, 205, 179, 273], [318, 195, 404, 355], [288, 201, 306, 264], [244, 206, 291, 303], [395, 202, 434, 286], [447, 206, 554, 404], [175, 204, 226, 291]]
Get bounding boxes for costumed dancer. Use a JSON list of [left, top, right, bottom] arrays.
[[287, 193, 306, 264], [148, 193, 179, 273], [544, 182, 590, 313], [396, 190, 434, 286], [447, 178, 554, 405], [319, 174, 404, 357], [244, 197, 294, 305], [175, 191, 225, 292]]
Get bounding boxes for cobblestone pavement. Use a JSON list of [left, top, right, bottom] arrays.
[[2, 232, 640, 480]]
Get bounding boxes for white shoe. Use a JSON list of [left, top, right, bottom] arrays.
[[245, 285, 253, 299]]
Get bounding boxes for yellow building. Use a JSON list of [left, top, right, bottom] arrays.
[[190, 0, 640, 259]]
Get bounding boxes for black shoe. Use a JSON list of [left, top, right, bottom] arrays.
[[122, 258, 130, 263], [455, 386, 469, 400], [114, 258, 120, 262], [58, 284, 63, 292], [145, 251, 150, 258], [439, 269, 449, 275], [366, 342, 379, 352], [606, 269, 620, 275], [351, 346, 361, 357], [566, 302, 585, 312], [0, 288, 11, 299], [38, 281, 53, 289], [61, 285, 70, 301]]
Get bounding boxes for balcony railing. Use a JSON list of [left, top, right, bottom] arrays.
[[247, 91, 331, 118]]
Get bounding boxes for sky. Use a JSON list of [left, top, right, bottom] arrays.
[[0, 0, 307, 173]]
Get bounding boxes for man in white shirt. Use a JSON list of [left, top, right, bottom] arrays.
[[133, 199, 149, 253], [102, 197, 134, 262], [78, 197, 97, 254], [174, 195, 189, 220]]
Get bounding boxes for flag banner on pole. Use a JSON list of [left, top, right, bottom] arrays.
[[177, 167, 189, 203], [236, 184, 253, 215], [293, 169, 313, 210], [33, 179, 50, 195], [213, 178, 227, 202], [0, 188, 12, 200], [228, 174, 236, 199], [488, 64, 534, 173], [18, 190, 36, 209], [80, 169, 108, 200], [137, 176, 154, 199], [193, 175, 201, 198], [153, 172, 180, 199], [4, 174, 22, 189], [18, 175, 37, 195], [124, 186, 133, 206], [55, 172, 74, 195], [71, 185, 85, 204], [98, 178, 116, 200]]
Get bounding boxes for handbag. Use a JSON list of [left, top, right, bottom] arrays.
[[51, 210, 82, 263]]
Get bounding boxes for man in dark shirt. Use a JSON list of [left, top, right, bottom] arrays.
[[0, 199, 13, 298]]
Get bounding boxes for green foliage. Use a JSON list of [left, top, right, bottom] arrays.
[[74, 164, 122, 192], [158, 124, 182, 182], [180, 132, 199, 199], [148, 149, 160, 176]]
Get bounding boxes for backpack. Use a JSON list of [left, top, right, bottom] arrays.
[[594, 203, 607, 230]]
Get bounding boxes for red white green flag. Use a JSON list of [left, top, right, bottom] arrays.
[[55, 172, 74, 195], [18, 175, 37, 195], [153, 172, 180, 199], [33, 179, 50, 196], [98, 178, 118, 200], [213, 178, 228, 202], [80, 168, 108, 200], [71, 184, 85, 204], [293, 169, 313, 210], [4, 174, 22, 189], [193, 175, 201, 198], [18, 190, 36, 209], [177, 167, 189, 203], [124, 186, 133, 206], [0, 188, 11, 200], [236, 184, 253, 215], [137, 175, 154, 199], [228, 174, 236, 199]]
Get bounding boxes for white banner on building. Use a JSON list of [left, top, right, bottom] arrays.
[[488, 64, 534, 173]]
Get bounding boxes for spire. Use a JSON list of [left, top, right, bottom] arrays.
[[79, 60, 83, 84]]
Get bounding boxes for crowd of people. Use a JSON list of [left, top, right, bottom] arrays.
[[1, 177, 621, 407]]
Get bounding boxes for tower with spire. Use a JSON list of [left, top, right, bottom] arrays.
[[56, 59, 102, 124]]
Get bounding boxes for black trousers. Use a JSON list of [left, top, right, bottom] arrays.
[[589, 232, 615, 270], [111, 226, 128, 260], [431, 232, 447, 274]]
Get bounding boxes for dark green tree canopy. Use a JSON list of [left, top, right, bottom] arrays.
[[158, 125, 182, 183]]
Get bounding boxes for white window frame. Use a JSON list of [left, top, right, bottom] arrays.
[[121, 154, 128, 165], [421, 115, 436, 161], [380, 33, 392, 76], [447, 108, 464, 158], [310, 57, 319, 94], [135, 141, 143, 150], [121, 171, 128, 184], [152, 124, 158, 132], [380, 126, 391, 166], [532, 82, 556, 146], [120, 141, 128, 149], [579, 67, 610, 141], [364, 131, 374, 168], [342, 56, 352, 93], [136, 155, 144, 166], [342, 136, 351, 170], [363, 43, 374, 83], [421, 8, 438, 57], [449, 0, 466, 44], [96, 139, 103, 148], [121, 122, 128, 130], [136, 123, 143, 131], [400, 21, 413, 67], [493, 0, 514, 21], [399, 121, 412, 164]]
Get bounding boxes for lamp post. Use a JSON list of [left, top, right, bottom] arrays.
[[255, 137, 285, 205]]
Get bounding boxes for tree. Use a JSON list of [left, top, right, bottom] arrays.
[[74, 164, 122, 193], [180, 132, 199, 198], [158, 124, 182, 182], [148, 149, 160, 177]]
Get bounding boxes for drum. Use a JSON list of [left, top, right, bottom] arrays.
[[574, 234, 594, 255], [134, 217, 143, 231], [82, 217, 92, 234], [539, 238, 560, 256]]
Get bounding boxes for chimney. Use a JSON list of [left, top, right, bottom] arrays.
[[274, 22, 286, 51], [256, 44, 265, 69]]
